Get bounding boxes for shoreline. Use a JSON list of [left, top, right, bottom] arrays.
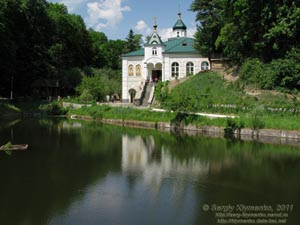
[[70, 114, 300, 146]]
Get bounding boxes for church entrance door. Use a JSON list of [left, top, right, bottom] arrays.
[[152, 70, 162, 83]]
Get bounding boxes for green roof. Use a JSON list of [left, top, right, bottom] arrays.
[[123, 37, 198, 57], [173, 13, 187, 30], [173, 19, 187, 30], [165, 38, 197, 53], [122, 48, 145, 57], [145, 31, 164, 45]]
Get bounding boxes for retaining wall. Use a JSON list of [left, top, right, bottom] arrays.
[[69, 115, 300, 145]]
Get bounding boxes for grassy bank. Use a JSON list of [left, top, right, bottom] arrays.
[[0, 101, 67, 118], [160, 72, 300, 115], [68, 104, 300, 131], [67, 70, 300, 131], [3, 71, 300, 131], [0, 102, 21, 115]]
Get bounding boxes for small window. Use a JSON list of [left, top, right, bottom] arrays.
[[201, 61, 209, 71], [136, 65, 141, 76], [152, 47, 157, 56], [186, 62, 194, 75], [171, 62, 179, 78], [177, 32, 179, 37], [128, 65, 134, 76]]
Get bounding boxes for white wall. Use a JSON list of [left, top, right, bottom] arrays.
[[122, 54, 210, 102], [172, 29, 187, 38], [164, 54, 210, 81], [122, 57, 145, 102], [144, 45, 164, 59]]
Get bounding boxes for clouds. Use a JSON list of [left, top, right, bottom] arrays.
[[52, 0, 130, 31], [86, 0, 131, 30], [59, 0, 87, 12], [134, 20, 171, 40], [134, 21, 196, 41], [158, 28, 173, 41], [134, 20, 152, 36], [48, 0, 196, 39]]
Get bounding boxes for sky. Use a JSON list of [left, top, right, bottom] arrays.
[[47, 0, 198, 41]]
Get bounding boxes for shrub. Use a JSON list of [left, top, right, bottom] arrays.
[[154, 81, 169, 105], [249, 106, 265, 130], [75, 68, 121, 102], [240, 49, 300, 91], [225, 118, 245, 134], [39, 102, 68, 116], [79, 89, 94, 103], [240, 58, 275, 89]]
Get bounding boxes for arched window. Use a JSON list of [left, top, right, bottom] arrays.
[[201, 61, 210, 71], [152, 47, 157, 55], [128, 65, 134, 76], [171, 62, 179, 78], [186, 62, 194, 75], [136, 65, 141, 76]]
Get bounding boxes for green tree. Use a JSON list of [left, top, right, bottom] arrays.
[[190, 0, 226, 58], [102, 40, 126, 70], [88, 28, 108, 68], [0, 0, 18, 96], [75, 68, 121, 101], [47, 3, 93, 68], [191, 0, 300, 62], [124, 29, 141, 53]]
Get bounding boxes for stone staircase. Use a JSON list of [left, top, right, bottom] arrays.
[[140, 82, 153, 106]]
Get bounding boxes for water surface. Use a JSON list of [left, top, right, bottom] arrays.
[[0, 119, 300, 225]]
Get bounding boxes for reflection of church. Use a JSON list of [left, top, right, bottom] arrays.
[[121, 12, 210, 103], [122, 135, 209, 196]]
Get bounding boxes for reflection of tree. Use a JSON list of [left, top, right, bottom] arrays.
[[192, 142, 300, 225], [2, 120, 300, 225], [0, 119, 122, 225], [121, 131, 300, 225]]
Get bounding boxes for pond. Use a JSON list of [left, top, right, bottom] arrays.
[[0, 119, 300, 225]]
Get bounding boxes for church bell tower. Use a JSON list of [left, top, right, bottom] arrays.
[[172, 12, 187, 38]]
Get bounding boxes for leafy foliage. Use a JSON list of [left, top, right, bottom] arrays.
[[191, 0, 300, 62], [124, 29, 142, 53], [0, 0, 140, 98], [154, 81, 169, 106], [240, 49, 300, 91], [39, 101, 67, 115], [75, 68, 121, 102]]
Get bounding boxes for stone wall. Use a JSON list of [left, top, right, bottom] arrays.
[[70, 115, 300, 145]]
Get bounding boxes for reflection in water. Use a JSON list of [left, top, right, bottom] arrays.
[[122, 134, 210, 199], [1, 119, 300, 225]]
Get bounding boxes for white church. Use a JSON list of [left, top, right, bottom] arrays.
[[121, 12, 210, 104]]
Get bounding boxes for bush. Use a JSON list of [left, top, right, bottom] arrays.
[[240, 49, 300, 91], [249, 106, 265, 130], [39, 102, 68, 116], [224, 118, 245, 134], [240, 58, 274, 89], [154, 81, 169, 105], [79, 89, 94, 102], [75, 68, 121, 102]]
